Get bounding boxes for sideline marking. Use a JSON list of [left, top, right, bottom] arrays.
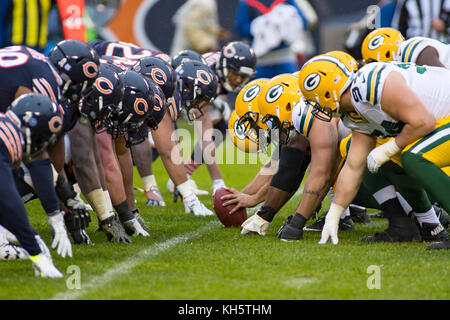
[[51, 221, 220, 300]]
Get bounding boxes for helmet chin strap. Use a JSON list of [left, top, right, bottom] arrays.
[[332, 90, 342, 118]]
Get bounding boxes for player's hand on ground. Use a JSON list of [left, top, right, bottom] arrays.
[[48, 211, 73, 258], [319, 215, 339, 245], [183, 193, 214, 216]]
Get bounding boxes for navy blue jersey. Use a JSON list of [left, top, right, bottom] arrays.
[[89, 40, 170, 63], [0, 113, 24, 165], [0, 46, 62, 112], [99, 55, 136, 72], [0, 46, 76, 133]]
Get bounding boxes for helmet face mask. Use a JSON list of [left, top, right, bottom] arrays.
[[106, 71, 155, 143], [175, 60, 218, 121], [6, 94, 63, 162], [80, 63, 124, 132], [218, 41, 256, 92], [258, 74, 300, 145]]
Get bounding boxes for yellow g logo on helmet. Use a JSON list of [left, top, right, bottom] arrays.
[[258, 73, 301, 131], [361, 27, 404, 62], [298, 54, 354, 121], [235, 78, 269, 129], [228, 110, 260, 153]]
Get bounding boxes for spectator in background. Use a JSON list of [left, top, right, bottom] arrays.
[[0, 0, 53, 52], [391, 0, 450, 41], [235, 0, 310, 78], [170, 0, 231, 56]]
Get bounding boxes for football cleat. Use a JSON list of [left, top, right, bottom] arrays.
[[277, 215, 303, 241], [240, 214, 270, 236], [427, 238, 450, 250], [0, 243, 29, 260], [414, 219, 447, 242], [100, 216, 131, 243], [145, 187, 166, 207], [304, 215, 354, 232], [30, 253, 63, 278], [349, 205, 371, 223], [434, 204, 449, 229], [360, 222, 421, 243]]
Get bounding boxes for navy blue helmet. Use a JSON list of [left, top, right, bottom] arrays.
[[6, 93, 63, 161], [171, 49, 207, 70], [48, 39, 100, 102], [80, 63, 124, 132], [175, 60, 218, 120]]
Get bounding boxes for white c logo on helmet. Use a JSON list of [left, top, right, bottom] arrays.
[[266, 84, 284, 103], [243, 85, 260, 102], [303, 73, 321, 91], [368, 35, 385, 50]]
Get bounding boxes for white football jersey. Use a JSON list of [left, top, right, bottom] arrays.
[[291, 98, 315, 138], [396, 37, 450, 69], [344, 61, 450, 138]]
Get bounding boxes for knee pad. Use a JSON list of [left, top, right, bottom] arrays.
[[270, 147, 311, 193]]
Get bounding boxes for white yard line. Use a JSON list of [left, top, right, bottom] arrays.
[[50, 221, 220, 300]]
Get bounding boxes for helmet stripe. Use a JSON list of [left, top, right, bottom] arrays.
[[307, 56, 352, 77]]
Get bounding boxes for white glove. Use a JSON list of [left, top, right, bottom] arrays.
[[212, 179, 226, 196], [122, 218, 150, 237], [48, 211, 73, 258], [66, 195, 92, 211], [367, 139, 401, 173], [30, 253, 63, 278], [319, 203, 344, 245], [183, 193, 214, 216]]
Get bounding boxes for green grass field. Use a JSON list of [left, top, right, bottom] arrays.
[[0, 120, 448, 300]]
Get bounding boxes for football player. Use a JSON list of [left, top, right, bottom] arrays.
[[297, 52, 450, 246], [221, 76, 313, 236], [0, 93, 64, 277], [0, 40, 100, 256], [90, 40, 213, 216], [170, 41, 257, 195]]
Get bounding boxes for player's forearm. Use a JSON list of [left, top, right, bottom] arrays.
[[241, 169, 273, 195], [296, 168, 331, 219], [332, 163, 365, 209], [395, 120, 435, 149]]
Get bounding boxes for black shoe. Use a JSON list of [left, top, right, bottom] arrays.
[[277, 216, 303, 241], [349, 205, 371, 223], [361, 223, 421, 243], [415, 220, 447, 242], [369, 211, 386, 219], [434, 205, 449, 229], [304, 214, 354, 232], [427, 238, 450, 250]]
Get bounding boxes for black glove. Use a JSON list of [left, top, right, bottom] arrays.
[[64, 209, 92, 233]]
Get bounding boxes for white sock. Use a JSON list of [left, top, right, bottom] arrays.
[[414, 207, 441, 227], [142, 175, 157, 191]]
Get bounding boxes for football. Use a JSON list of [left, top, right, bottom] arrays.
[[213, 188, 247, 227]]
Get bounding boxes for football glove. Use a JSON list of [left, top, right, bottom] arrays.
[[131, 208, 149, 231], [318, 203, 344, 245], [30, 253, 63, 278], [183, 193, 214, 216], [48, 211, 73, 258], [367, 139, 401, 173], [100, 215, 131, 243], [212, 179, 226, 196]]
